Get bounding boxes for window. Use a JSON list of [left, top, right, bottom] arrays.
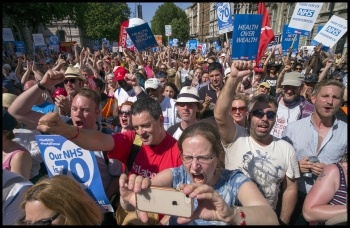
[[287, 3, 296, 24], [271, 4, 278, 31]]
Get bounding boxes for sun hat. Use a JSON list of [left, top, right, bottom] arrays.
[[3, 110, 17, 131], [2, 93, 18, 108], [259, 82, 271, 89], [64, 65, 83, 80], [114, 66, 128, 81], [144, 78, 161, 90], [176, 86, 200, 103], [281, 72, 303, 87]]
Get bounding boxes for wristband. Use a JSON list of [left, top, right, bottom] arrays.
[[36, 80, 47, 90], [235, 206, 246, 226], [69, 126, 80, 140]]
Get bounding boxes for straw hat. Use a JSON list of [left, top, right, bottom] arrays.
[[116, 206, 158, 225], [2, 93, 18, 108], [64, 65, 83, 80]]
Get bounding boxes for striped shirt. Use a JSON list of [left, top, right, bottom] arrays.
[[329, 163, 347, 205]]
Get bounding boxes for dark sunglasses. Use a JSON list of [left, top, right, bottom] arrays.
[[295, 68, 302, 70], [183, 61, 189, 64], [177, 102, 196, 108], [17, 212, 60, 225], [118, 110, 131, 116], [251, 109, 276, 120], [160, 68, 167, 70], [231, 106, 247, 113], [64, 79, 77, 84]]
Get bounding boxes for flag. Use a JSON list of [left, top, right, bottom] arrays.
[[256, 2, 274, 67], [118, 20, 129, 48]]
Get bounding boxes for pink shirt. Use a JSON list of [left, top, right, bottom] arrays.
[[2, 150, 21, 171]]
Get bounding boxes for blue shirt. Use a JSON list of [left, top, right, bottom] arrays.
[[169, 165, 250, 225], [282, 114, 347, 194], [31, 101, 55, 114]]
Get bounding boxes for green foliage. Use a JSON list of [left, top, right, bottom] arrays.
[[150, 3, 190, 45]]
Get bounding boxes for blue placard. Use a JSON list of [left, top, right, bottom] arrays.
[[189, 40, 198, 50], [216, 3, 233, 34], [317, 25, 324, 33], [14, 41, 26, 54], [231, 14, 262, 60], [169, 38, 173, 47], [125, 23, 158, 52], [35, 135, 113, 213], [172, 38, 179, 47], [186, 41, 189, 50], [202, 43, 207, 55], [281, 24, 300, 55]]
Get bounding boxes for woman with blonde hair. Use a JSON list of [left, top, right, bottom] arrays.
[[18, 175, 103, 225]]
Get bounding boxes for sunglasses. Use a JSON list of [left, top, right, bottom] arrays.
[[177, 102, 196, 108], [64, 79, 77, 84], [231, 106, 247, 114], [183, 61, 189, 64], [251, 109, 276, 120], [160, 68, 167, 70], [118, 110, 131, 116], [17, 212, 60, 225], [295, 68, 302, 71]]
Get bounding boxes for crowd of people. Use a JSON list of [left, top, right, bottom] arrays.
[[2, 38, 348, 225]]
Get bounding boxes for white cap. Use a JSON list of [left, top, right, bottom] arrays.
[[145, 78, 161, 90], [224, 67, 231, 77], [221, 53, 226, 57]]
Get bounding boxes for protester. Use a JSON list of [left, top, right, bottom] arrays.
[[119, 122, 279, 225], [230, 94, 249, 128], [282, 79, 347, 225], [163, 82, 179, 99], [214, 61, 300, 225], [18, 175, 103, 225], [302, 153, 347, 225]]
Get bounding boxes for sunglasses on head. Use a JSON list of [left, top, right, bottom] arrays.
[[251, 109, 276, 120], [17, 212, 60, 225], [64, 79, 77, 84]]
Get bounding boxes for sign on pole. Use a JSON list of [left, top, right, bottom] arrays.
[[216, 3, 233, 34], [311, 15, 348, 51], [281, 24, 300, 55], [287, 3, 323, 36], [231, 14, 262, 60], [3, 28, 15, 42], [126, 23, 158, 52], [165, 25, 172, 36], [32, 34, 46, 47]]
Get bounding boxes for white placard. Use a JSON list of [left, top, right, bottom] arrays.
[[3, 28, 15, 42], [312, 15, 347, 49], [32, 34, 46, 46], [287, 3, 323, 36], [165, 25, 172, 36]]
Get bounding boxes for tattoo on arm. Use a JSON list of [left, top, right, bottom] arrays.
[[317, 170, 326, 180]]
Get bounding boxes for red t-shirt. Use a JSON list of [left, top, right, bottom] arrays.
[[108, 131, 182, 178]]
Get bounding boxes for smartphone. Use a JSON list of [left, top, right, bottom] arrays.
[[135, 186, 193, 218]]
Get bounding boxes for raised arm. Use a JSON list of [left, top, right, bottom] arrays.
[[214, 61, 252, 145]]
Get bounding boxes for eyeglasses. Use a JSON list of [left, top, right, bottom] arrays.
[[64, 79, 77, 84], [17, 212, 60, 225], [231, 106, 247, 114], [177, 102, 197, 108], [181, 154, 214, 164], [251, 109, 276, 120], [183, 61, 189, 64], [118, 110, 131, 116], [259, 85, 269, 89]]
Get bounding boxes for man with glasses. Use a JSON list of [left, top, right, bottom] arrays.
[[215, 60, 300, 225], [177, 57, 193, 89], [271, 72, 314, 139], [167, 86, 202, 140]]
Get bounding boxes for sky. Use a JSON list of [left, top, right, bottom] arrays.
[[126, 2, 192, 26]]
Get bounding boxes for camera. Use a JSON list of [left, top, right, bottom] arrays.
[[303, 156, 319, 178]]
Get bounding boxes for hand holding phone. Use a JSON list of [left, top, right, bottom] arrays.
[[136, 186, 193, 218]]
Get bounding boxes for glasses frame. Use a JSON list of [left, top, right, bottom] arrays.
[[176, 102, 197, 108], [118, 110, 131, 116], [231, 106, 247, 114], [64, 79, 77, 84], [18, 212, 60, 225], [181, 154, 214, 164], [251, 109, 276, 120]]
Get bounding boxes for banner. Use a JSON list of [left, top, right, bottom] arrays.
[[216, 2, 233, 34], [35, 135, 113, 213], [3, 28, 15, 42], [165, 25, 172, 36], [281, 24, 300, 55], [311, 15, 348, 51], [14, 41, 26, 54], [231, 14, 262, 60], [125, 23, 158, 52], [119, 20, 129, 48], [172, 38, 179, 47], [287, 3, 323, 36]]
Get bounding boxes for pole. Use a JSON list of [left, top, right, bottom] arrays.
[[290, 34, 297, 51], [225, 32, 228, 44], [168, 36, 169, 47]]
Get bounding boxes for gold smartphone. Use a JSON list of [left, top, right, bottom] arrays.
[[135, 186, 193, 218]]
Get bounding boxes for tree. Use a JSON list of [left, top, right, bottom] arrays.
[[150, 3, 189, 45], [75, 3, 130, 41]]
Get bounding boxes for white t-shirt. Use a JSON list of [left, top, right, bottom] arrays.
[[271, 102, 301, 139], [160, 96, 180, 131], [114, 87, 138, 106], [224, 125, 300, 209]]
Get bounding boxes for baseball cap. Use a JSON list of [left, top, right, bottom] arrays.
[[281, 72, 303, 87], [304, 73, 318, 83], [176, 86, 200, 103], [145, 78, 161, 90], [114, 67, 128, 81], [259, 82, 271, 89], [221, 53, 226, 57]]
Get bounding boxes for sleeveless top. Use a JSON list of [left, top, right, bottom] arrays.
[[2, 150, 21, 170], [329, 163, 347, 205]]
